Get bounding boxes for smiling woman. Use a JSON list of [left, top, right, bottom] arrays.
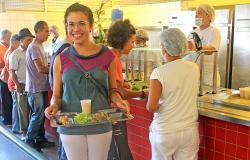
[[66, 21, 90, 30], [64, 4, 94, 47], [44, 2, 129, 160]]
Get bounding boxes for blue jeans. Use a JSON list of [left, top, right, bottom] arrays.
[[11, 91, 20, 132], [25, 92, 48, 142]]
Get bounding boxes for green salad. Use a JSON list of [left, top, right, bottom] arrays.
[[73, 113, 92, 124], [131, 81, 148, 91]]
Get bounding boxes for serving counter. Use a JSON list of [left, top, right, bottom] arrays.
[[44, 90, 250, 160], [126, 90, 250, 160]]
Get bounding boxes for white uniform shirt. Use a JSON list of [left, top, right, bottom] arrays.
[[189, 26, 221, 86], [150, 59, 199, 134]]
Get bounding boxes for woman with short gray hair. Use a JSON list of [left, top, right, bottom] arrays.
[[146, 28, 200, 160]]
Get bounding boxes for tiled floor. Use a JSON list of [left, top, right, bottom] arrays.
[[0, 123, 58, 160]]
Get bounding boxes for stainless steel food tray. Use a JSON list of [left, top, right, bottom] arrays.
[[213, 100, 250, 111], [50, 108, 134, 127]]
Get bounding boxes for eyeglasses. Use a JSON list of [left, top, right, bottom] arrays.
[[66, 21, 90, 29]]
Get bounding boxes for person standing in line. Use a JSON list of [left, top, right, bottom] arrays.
[[49, 31, 72, 160], [25, 21, 54, 151], [44, 3, 129, 160], [188, 4, 221, 87], [4, 34, 20, 133], [107, 19, 149, 160], [0, 29, 12, 69], [49, 31, 72, 90], [9, 28, 34, 140], [48, 25, 62, 57], [146, 28, 200, 160], [107, 19, 147, 99], [0, 29, 12, 125]]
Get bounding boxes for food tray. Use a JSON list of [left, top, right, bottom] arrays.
[[213, 94, 250, 111], [50, 108, 134, 127]]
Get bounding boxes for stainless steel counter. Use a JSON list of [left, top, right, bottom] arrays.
[[131, 89, 250, 126], [197, 89, 250, 126]]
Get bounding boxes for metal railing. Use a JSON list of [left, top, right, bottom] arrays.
[[199, 50, 218, 96]]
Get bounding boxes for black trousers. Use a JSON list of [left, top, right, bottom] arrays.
[[0, 79, 13, 125], [108, 121, 133, 160]]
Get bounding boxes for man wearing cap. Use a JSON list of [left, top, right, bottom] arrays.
[[135, 28, 149, 48], [9, 28, 34, 139], [188, 4, 221, 87]]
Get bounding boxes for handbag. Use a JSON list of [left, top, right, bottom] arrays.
[[0, 66, 8, 83], [0, 51, 10, 83], [108, 121, 134, 160]]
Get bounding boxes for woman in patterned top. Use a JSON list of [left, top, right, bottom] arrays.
[[45, 3, 128, 160]]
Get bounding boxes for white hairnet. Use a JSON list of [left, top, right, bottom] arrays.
[[160, 28, 188, 56], [197, 4, 215, 22]]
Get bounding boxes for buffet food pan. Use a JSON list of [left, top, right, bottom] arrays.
[[213, 94, 250, 111], [50, 108, 134, 127]]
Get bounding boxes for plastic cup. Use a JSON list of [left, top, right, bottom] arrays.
[[80, 99, 91, 114], [244, 87, 250, 99], [239, 87, 245, 98]]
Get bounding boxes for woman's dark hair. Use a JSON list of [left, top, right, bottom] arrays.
[[107, 19, 136, 49], [64, 3, 94, 27]]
